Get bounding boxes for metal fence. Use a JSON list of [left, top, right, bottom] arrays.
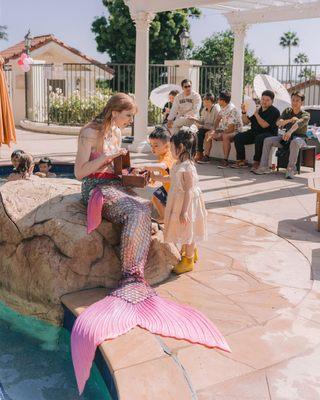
[[244, 64, 320, 106], [197, 63, 320, 106], [26, 63, 177, 126], [198, 65, 232, 97], [22, 62, 320, 128]]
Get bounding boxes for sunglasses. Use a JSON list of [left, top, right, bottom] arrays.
[[183, 85, 191, 89]]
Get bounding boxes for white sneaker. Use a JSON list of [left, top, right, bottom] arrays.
[[253, 167, 272, 175], [285, 167, 296, 179]]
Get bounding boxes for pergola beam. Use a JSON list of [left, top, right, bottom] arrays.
[[125, 0, 230, 15], [225, 1, 320, 25]]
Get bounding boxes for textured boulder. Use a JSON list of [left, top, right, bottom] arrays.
[[0, 179, 179, 323]]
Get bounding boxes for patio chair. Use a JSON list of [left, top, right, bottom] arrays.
[[276, 144, 316, 174]]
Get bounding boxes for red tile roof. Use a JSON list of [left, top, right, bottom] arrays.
[[0, 34, 114, 75], [288, 78, 320, 91]]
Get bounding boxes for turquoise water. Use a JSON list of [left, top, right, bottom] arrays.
[[0, 301, 111, 400]]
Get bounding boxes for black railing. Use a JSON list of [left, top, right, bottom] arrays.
[[26, 63, 177, 126], [244, 64, 320, 106], [22, 62, 320, 128]]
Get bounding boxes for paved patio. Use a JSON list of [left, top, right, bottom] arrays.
[[3, 129, 320, 399]]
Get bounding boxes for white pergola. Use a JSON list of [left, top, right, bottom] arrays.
[[124, 0, 320, 146]]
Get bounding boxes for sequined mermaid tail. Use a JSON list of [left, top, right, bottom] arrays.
[[72, 183, 230, 394]]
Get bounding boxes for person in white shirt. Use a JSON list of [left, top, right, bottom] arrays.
[[187, 93, 220, 162], [198, 91, 242, 167], [167, 79, 201, 135]]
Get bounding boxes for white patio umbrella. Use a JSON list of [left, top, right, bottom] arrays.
[[150, 83, 181, 109], [254, 74, 291, 113]]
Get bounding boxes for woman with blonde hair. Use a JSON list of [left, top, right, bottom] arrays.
[[71, 93, 229, 394]]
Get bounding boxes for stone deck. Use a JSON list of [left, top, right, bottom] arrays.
[[3, 129, 320, 399], [62, 210, 320, 400]]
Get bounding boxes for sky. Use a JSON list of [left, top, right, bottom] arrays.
[[1, 0, 320, 65]]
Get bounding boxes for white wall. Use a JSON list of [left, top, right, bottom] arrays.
[[9, 41, 112, 124]]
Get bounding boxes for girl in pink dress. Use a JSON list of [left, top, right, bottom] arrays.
[[151, 127, 207, 274]]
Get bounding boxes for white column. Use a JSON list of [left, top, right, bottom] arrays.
[[231, 23, 248, 109], [165, 60, 202, 94], [129, 11, 154, 153]]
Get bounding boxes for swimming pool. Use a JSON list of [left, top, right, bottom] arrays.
[[0, 301, 111, 400], [0, 163, 75, 185]]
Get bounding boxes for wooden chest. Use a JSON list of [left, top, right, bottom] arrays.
[[114, 152, 150, 188]]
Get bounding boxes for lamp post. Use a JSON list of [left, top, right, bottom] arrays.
[[24, 30, 32, 55], [179, 28, 190, 60], [24, 30, 32, 118]]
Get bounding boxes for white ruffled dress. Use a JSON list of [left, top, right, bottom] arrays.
[[164, 160, 207, 245]]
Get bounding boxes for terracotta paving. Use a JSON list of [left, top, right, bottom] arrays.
[[62, 213, 320, 400], [3, 129, 320, 399]]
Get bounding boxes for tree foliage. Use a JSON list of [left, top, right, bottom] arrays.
[[279, 31, 299, 66], [192, 30, 259, 95], [0, 25, 8, 41], [294, 52, 309, 64], [92, 0, 201, 63]]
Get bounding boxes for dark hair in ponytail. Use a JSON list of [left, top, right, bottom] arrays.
[[170, 127, 196, 162], [16, 153, 33, 176]]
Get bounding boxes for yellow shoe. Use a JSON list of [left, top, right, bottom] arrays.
[[194, 247, 199, 263], [181, 246, 198, 263], [173, 256, 194, 275]]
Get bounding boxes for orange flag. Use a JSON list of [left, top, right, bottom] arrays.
[[0, 56, 16, 147]]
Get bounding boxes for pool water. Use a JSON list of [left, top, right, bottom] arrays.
[[0, 302, 111, 400]]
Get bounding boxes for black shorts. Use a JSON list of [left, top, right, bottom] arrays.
[[153, 186, 168, 206]]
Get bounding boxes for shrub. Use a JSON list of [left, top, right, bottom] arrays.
[[48, 89, 111, 125]]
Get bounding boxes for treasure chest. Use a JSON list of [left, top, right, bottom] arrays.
[[114, 152, 150, 188]]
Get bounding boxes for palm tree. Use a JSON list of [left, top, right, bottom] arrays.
[[294, 52, 309, 64], [279, 31, 299, 82], [0, 25, 8, 41]]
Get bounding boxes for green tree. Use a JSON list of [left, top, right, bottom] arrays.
[[279, 31, 299, 82], [294, 52, 309, 64], [192, 30, 259, 95], [0, 25, 8, 41], [298, 67, 315, 80], [92, 0, 201, 63]]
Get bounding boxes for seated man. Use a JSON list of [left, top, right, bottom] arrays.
[[233, 90, 280, 170], [254, 91, 310, 179], [198, 91, 242, 167], [167, 79, 201, 135], [190, 93, 220, 162]]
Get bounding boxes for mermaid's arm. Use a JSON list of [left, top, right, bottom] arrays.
[[75, 129, 123, 180]]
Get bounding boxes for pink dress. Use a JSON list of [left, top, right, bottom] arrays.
[[164, 160, 207, 245]]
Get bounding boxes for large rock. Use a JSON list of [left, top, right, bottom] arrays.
[[0, 179, 179, 323]]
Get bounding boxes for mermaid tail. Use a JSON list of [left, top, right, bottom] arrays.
[[71, 279, 230, 394], [73, 181, 230, 394]]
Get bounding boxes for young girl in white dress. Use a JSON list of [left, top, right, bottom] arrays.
[[151, 127, 207, 274]]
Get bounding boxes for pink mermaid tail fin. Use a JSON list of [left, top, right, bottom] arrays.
[[87, 187, 104, 234], [136, 295, 230, 351], [71, 291, 230, 394]]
